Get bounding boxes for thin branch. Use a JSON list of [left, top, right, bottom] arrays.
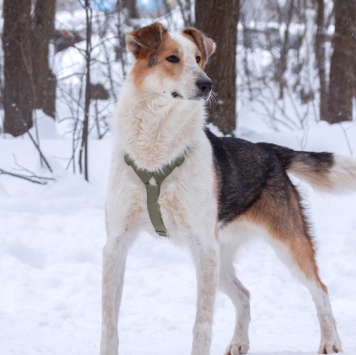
[[26, 130, 53, 173], [0, 168, 54, 185], [340, 123, 354, 156]]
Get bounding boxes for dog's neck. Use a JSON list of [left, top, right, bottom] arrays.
[[115, 79, 206, 171]]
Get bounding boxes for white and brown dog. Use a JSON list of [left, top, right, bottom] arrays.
[[100, 22, 356, 355]]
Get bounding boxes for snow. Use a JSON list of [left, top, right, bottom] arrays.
[[1, 119, 356, 355], [1, 5, 356, 353]]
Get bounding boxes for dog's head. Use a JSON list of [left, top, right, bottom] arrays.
[[126, 22, 215, 100]]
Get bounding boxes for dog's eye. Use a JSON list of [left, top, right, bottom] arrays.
[[196, 56, 201, 63], [166, 55, 180, 63]]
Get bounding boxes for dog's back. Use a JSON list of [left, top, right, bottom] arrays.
[[101, 22, 356, 355], [206, 128, 356, 225]]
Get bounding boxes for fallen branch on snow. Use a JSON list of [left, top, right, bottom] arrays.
[[0, 169, 55, 185]]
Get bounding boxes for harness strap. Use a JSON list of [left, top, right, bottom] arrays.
[[124, 153, 185, 237]]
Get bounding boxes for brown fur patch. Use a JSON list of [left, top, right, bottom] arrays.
[[126, 22, 167, 58], [240, 184, 325, 289], [289, 161, 333, 190], [182, 27, 215, 68], [148, 53, 157, 68], [130, 33, 184, 88]]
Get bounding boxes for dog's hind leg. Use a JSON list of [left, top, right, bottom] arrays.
[[267, 234, 342, 354], [219, 236, 251, 355], [248, 183, 342, 354]]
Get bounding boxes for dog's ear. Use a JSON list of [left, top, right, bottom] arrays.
[[126, 22, 167, 58], [182, 27, 216, 66]]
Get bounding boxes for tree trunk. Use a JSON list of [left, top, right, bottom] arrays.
[[195, 0, 240, 134], [315, 0, 329, 121], [79, 0, 92, 182], [353, 1, 356, 100], [3, 0, 33, 137], [121, 0, 138, 19], [116, 0, 137, 74], [327, 0, 355, 123], [32, 0, 57, 118], [276, 0, 294, 100], [177, 0, 193, 27]]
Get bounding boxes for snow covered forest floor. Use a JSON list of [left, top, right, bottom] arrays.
[[1, 3, 356, 354], [1, 117, 356, 355]]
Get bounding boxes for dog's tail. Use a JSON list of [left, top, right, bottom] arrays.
[[261, 143, 356, 193]]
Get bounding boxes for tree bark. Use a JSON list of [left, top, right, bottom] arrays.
[[327, 0, 356, 123], [177, 0, 193, 27], [195, 0, 240, 134], [79, 0, 92, 182], [276, 0, 295, 100], [121, 0, 138, 19], [3, 0, 33, 137], [315, 0, 329, 121], [32, 0, 57, 118], [353, 1, 356, 100]]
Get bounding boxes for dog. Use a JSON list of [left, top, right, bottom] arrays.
[[100, 22, 356, 355]]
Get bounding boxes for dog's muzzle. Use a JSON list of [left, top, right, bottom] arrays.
[[195, 79, 213, 100]]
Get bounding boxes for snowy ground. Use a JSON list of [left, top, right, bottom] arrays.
[[1, 118, 356, 355]]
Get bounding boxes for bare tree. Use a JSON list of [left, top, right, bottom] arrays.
[[275, 0, 295, 99], [327, 0, 355, 123], [315, 0, 329, 121], [32, 0, 57, 118], [195, 0, 240, 134], [177, 0, 193, 27], [3, 0, 33, 137], [121, 0, 138, 19], [235, 1, 320, 133], [352, 1, 356, 101], [116, 0, 130, 78], [78, 0, 92, 182]]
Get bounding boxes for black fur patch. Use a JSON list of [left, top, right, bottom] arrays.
[[205, 129, 333, 226], [258, 142, 334, 174], [172, 91, 183, 98], [206, 129, 273, 224]]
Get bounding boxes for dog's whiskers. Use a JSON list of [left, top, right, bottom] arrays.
[[207, 90, 218, 110]]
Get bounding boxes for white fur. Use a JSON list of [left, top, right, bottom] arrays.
[[289, 154, 356, 193], [113, 32, 211, 172], [101, 30, 219, 355], [114, 78, 207, 171], [329, 155, 356, 192], [133, 33, 208, 105], [100, 27, 343, 355], [266, 236, 342, 354]]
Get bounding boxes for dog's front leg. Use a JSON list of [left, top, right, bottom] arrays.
[[100, 238, 128, 355], [190, 239, 219, 355]]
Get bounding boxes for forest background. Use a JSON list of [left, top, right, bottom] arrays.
[[0, 1, 356, 355]]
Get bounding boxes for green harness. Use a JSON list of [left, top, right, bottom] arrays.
[[124, 153, 186, 237]]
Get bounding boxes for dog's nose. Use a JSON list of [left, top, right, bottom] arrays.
[[196, 79, 212, 95]]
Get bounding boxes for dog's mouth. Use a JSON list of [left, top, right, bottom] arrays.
[[195, 92, 211, 101], [171, 91, 211, 101], [171, 91, 183, 99]]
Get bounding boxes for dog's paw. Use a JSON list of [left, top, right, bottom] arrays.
[[318, 339, 342, 354], [224, 341, 249, 355]]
